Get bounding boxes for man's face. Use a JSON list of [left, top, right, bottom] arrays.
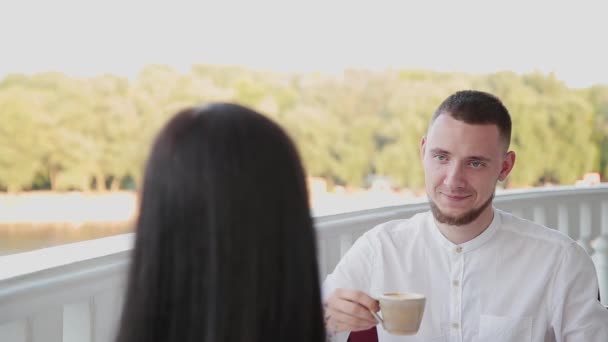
[[420, 114, 515, 226]]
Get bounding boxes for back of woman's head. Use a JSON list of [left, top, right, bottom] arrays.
[[116, 103, 325, 342]]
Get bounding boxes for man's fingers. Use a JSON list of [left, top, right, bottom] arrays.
[[323, 289, 381, 333], [324, 307, 377, 332], [330, 296, 377, 324], [335, 288, 380, 312]]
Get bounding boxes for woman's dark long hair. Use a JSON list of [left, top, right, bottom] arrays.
[[115, 103, 325, 342]]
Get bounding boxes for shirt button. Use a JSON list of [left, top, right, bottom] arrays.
[[452, 322, 460, 329], [452, 280, 460, 287], [455, 246, 463, 253]]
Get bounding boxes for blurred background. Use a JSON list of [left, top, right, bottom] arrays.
[[0, 0, 606, 254]]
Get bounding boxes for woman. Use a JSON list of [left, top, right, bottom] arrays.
[[116, 103, 325, 342]]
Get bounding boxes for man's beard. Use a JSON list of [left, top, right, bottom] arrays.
[[429, 192, 494, 226]]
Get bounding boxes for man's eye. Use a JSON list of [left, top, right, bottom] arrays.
[[434, 155, 447, 161], [470, 161, 483, 168]]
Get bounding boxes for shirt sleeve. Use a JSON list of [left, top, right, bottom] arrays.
[[322, 228, 378, 299], [551, 242, 608, 342], [322, 228, 379, 342]]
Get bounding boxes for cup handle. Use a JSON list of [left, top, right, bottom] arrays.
[[370, 310, 383, 326]]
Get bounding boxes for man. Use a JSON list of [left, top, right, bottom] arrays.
[[323, 90, 608, 341]]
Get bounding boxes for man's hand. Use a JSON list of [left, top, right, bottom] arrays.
[[324, 288, 380, 334]]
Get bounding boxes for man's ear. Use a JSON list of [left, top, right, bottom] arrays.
[[420, 136, 427, 161], [498, 151, 516, 181]]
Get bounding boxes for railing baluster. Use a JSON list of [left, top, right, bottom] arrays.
[[30, 306, 63, 342], [0, 320, 27, 342], [93, 289, 124, 342], [593, 200, 608, 305], [64, 300, 92, 342], [557, 204, 569, 236], [533, 206, 546, 226], [339, 234, 354, 258], [577, 202, 594, 254], [318, 238, 329, 282], [328, 236, 340, 276]]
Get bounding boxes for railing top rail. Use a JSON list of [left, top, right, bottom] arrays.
[[493, 184, 608, 201], [0, 233, 133, 282]]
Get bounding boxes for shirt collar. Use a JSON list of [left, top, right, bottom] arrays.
[[427, 207, 501, 253]]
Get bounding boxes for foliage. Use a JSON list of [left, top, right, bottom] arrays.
[[0, 66, 605, 192]]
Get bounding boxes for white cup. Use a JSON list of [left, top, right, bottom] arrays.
[[370, 292, 426, 335]]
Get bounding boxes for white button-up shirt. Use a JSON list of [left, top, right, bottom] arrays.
[[323, 209, 608, 342]]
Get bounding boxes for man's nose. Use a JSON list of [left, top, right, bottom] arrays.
[[443, 163, 466, 188]]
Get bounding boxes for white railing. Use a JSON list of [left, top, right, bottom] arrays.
[[0, 235, 131, 342], [0, 185, 607, 342]]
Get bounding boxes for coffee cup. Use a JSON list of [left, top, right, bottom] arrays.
[[370, 292, 426, 335]]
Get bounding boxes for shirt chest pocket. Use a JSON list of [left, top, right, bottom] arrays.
[[478, 315, 532, 342]]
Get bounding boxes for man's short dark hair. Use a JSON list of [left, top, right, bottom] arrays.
[[432, 90, 512, 149]]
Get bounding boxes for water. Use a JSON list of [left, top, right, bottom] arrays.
[[0, 191, 424, 256], [0, 222, 133, 256]]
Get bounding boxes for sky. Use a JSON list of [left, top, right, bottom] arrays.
[[1, 0, 607, 88]]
